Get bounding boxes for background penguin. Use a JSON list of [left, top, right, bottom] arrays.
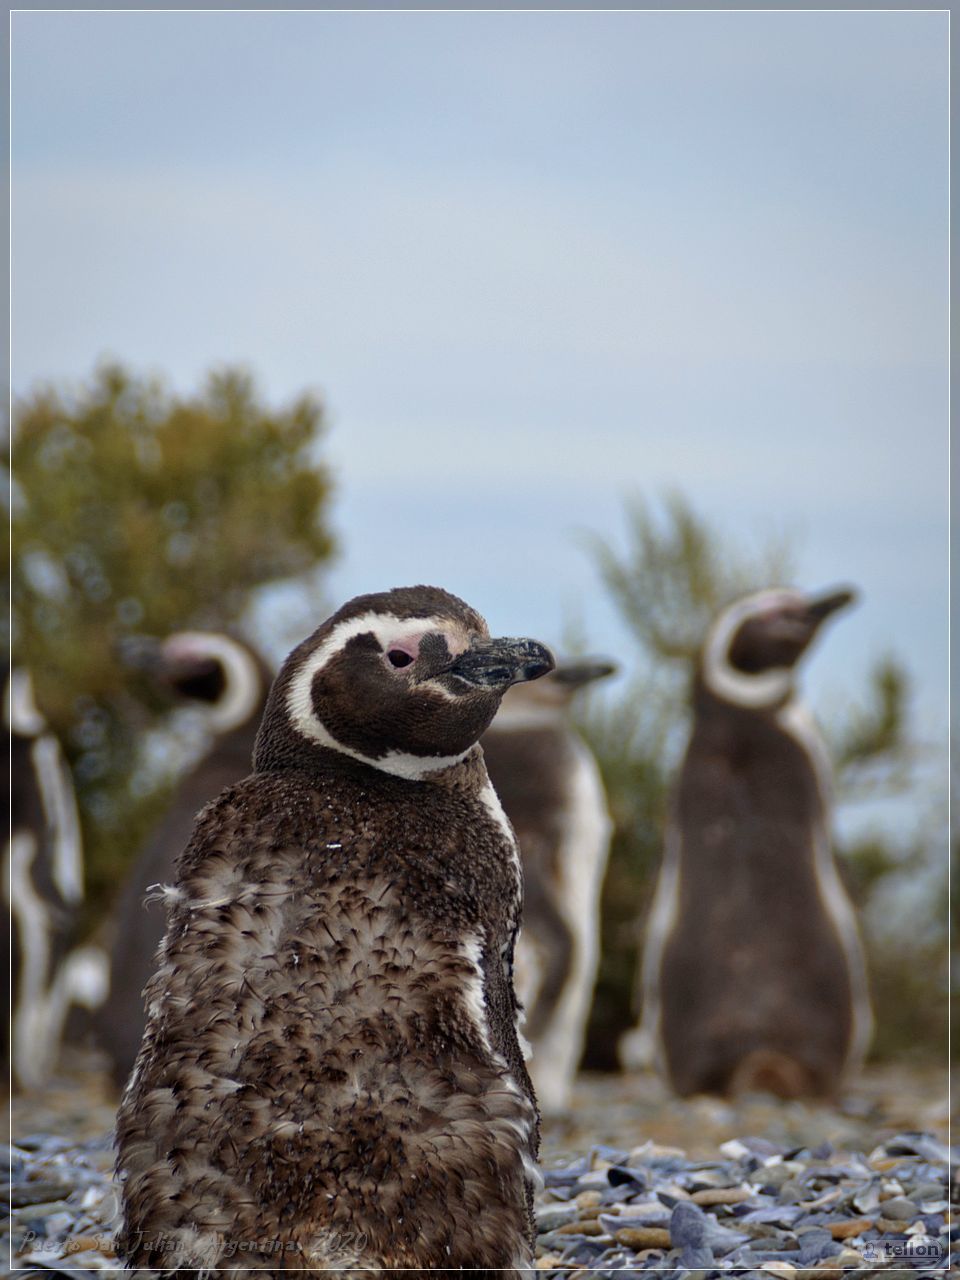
[[95, 630, 271, 1086], [623, 587, 872, 1099], [481, 658, 616, 1116], [5, 669, 108, 1089], [114, 586, 554, 1278]]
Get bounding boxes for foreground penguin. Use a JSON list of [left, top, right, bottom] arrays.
[[481, 658, 615, 1116], [115, 586, 554, 1277], [96, 631, 271, 1086], [623, 587, 872, 1098], [4, 670, 107, 1088]]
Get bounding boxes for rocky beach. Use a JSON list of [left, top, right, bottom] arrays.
[[5, 1053, 953, 1276]]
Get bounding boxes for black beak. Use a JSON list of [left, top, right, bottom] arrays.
[[116, 634, 165, 673], [446, 637, 555, 689], [806, 587, 858, 623], [116, 634, 224, 701], [551, 657, 618, 689]]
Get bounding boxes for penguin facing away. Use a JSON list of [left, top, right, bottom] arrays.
[[481, 658, 616, 1116], [96, 631, 271, 1087], [4, 669, 108, 1089], [624, 587, 872, 1099], [114, 586, 554, 1278]]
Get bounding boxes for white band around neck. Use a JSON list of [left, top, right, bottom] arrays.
[[701, 590, 799, 709]]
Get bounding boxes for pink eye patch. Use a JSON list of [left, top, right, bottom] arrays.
[[384, 634, 423, 668]]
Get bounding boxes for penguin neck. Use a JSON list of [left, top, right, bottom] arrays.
[[699, 638, 795, 712], [700, 596, 802, 710], [256, 733, 490, 798], [424, 744, 491, 796], [693, 672, 831, 800], [202, 716, 262, 768], [693, 668, 796, 721]]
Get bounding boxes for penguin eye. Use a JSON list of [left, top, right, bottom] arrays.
[[386, 649, 414, 669]]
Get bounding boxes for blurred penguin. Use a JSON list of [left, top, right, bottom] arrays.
[[622, 587, 872, 1098], [481, 658, 616, 1115], [4, 669, 108, 1088], [95, 631, 271, 1086]]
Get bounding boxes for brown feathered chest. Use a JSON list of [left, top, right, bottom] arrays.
[[115, 753, 538, 1277]]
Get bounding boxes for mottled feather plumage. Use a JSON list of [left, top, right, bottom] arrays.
[[115, 587, 553, 1277]]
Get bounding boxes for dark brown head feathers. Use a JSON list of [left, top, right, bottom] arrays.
[[326, 584, 488, 632]]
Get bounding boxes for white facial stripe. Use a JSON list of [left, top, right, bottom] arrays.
[[31, 735, 84, 906], [166, 632, 263, 734], [633, 823, 683, 1073], [7, 669, 47, 735], [702, 589, 801, 709], [285, 610, 474, 778], [9, 671, 87, 908], [410, 673, 464, 704]]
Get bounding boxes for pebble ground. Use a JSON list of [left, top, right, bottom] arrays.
[[4, 1051, 954, 1276]]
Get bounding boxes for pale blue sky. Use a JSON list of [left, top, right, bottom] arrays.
[[11, 9, 949, 835]]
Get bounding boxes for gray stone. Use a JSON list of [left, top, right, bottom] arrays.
[[601, 1205, 671, 1230], [739, 1137, 782, 1157], [915, 1179, 949, 1200], [852, 1178, 882, 1213], [606, 1165, 647, 1189], [880, 1196, 918, 1220], [576, 1170, 613, 1192], [15, 1135, 74, 1153], [737, 1205, 794, 1225], [590, 1145, 629, 1165], [536, 1204, 580, 1233], [884, 1134, 953, 1165], [669, 1200, 706, 1248], [796, 1226, 834, 1265], [757, 1164, 794, 1188], [675, 1248, 712, 1273], [9, 1184, 75, 1209], [776, 1179, 804, 1203], [544, 1160, 589, 1187]]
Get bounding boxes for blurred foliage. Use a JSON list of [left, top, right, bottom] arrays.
[[584, 491, 795, 664], [575, 675, 673, 1069], [9, 362, 335, 922], [845, 826, 948, 1063], [578, 493, 943, 1069], [830, 657, 917, 802]]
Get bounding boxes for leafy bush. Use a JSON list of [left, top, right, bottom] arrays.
[[10, 362, 336, 920]]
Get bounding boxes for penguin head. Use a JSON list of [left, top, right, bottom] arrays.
[[702, 586, 856, 709], [119, 631, 268, 734], [255, 585, 555, 780]]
